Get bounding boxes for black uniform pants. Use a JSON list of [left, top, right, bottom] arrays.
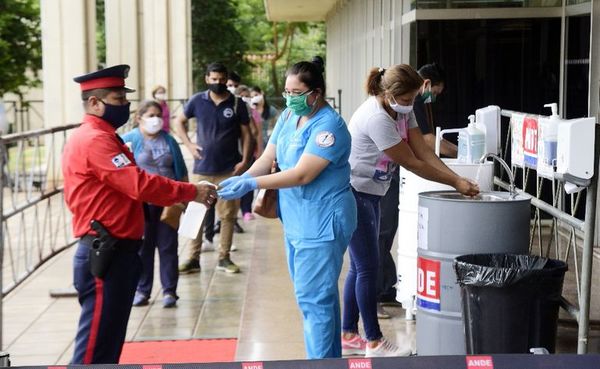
[[71, 238, 142, 364]]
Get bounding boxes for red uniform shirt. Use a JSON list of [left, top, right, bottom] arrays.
[[62, 114, 197, 239]]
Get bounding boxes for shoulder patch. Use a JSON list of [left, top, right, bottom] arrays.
[[315, 131, 335, 148], [111, 153, 132, 168]]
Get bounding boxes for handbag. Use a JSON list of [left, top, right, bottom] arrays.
[[252, 161, 279, 219], [160, 202, 186, 229]]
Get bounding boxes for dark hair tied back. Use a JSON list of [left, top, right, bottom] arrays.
[[311, 56, 325, 74], [286, 56, 326, 95]]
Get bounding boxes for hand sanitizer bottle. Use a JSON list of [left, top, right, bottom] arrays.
[[458, 115, 486, 163]]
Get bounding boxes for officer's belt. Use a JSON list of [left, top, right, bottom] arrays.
[[80, 235, 142, 253]]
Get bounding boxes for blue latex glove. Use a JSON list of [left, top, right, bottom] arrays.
[[218, 177, 257, 200], [218, 173, 251, 189]]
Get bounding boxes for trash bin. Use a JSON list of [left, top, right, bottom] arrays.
[[454, 253, 568, 354]]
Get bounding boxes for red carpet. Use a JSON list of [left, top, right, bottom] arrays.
[[119, 338, 237, 364]]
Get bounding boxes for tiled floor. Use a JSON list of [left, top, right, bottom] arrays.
[[4, 214, 600, 366], [1, 216, 414, 366]]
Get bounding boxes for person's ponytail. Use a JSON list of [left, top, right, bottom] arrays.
[[366, 67, 385, 96]]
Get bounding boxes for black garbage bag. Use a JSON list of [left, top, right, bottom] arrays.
[[454, 253, 567, 354]]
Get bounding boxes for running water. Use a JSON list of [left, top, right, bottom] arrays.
[[475, 161, 485, 186]]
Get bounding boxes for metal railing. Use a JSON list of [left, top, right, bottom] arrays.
[[0, 123, 80, 348], [497, 109, 598, 354]]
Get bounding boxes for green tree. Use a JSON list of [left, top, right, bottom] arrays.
[[233, 0, 326, 97], [191, 0, 250, 90], [0, 0, 42, 96]]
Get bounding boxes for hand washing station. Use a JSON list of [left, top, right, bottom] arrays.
[[415, 189, 531, 355]]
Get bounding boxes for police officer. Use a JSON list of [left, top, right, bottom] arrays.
[[63, 64, 217, 364]]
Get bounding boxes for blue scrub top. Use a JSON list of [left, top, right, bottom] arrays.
[[269, 106, 357, 245]]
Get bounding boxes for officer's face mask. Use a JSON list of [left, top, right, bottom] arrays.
[[208, 83, 228, 95], [99, 100, 131, 129], [285, 90, 315, 116], [142, 116, 163, 135], [388, 96, 413, 114]]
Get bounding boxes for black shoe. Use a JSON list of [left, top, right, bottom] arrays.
[[234, 221, 244, 233], [214, 220, 221, 234]]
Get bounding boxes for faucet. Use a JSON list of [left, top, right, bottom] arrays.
[[479, 153, 516, 197]]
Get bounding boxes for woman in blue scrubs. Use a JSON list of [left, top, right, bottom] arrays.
[[218, 57, 357, 359]]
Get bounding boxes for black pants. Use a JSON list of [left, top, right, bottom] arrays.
[[71, 239, 142, 363], [377, 170, 399, 302]]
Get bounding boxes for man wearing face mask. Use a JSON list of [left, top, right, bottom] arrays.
[[63, 65, 218, 364], [174, 62, 252, 274], [413, 63, 456, 157]]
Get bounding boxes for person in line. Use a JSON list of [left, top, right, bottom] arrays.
[[226, 71, 242, 95], [376, 63, 452, 319], [413, 63, 455, 157], [218, 57, 357, 359], [341, 64, 479, 357], [151, 85, 171, 133], [121, 100, 188, 308], [250, 86, 279, 147], [174, 62, 252, 274], [63, 64, 216, 364], [235, 84, 261, 222]]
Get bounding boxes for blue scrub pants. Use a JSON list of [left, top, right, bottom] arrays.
[[137, 204, 179, 297], [285, 234, 347, 359], [71, 239, 142, 364], [342, 189, 383, 341]]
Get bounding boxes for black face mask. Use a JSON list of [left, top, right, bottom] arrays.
[[207, 83, 228, 95], [99, 100, 131, 129]]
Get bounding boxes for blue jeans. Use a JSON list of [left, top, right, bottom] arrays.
[[342, 189, 382, 341]]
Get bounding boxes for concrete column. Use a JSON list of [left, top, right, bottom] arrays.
[[168, 0, 193, 101], [105, 0, 192, 104], [141, 0, 193, 101], [105, 0, 142, 101], [40, 0, 97, 127], [40, 0, 97, 182]]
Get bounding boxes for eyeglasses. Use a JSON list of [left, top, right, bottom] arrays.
[[281, 90, 312, 98]]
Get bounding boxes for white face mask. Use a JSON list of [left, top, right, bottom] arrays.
[[227, 86, 237, 95], [241, 96, 252, 104], [250, 95, 263, 106], [155, 93, 167, 101], [142, 116, 163, 135], [388, 96, 413, 114]]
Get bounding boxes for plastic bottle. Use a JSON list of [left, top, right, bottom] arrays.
[[540, 103, 559, 167], [458, 115, 486, 163]]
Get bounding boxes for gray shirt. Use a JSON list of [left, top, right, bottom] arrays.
[[136, 135, 176, 180], [349, 96, 418, 196]]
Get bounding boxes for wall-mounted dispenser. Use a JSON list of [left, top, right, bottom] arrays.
[[556, 117, 596, 187], [475, 105, 501, 156]]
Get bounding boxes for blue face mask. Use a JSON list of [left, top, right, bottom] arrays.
[[100, 100, 131, 129]]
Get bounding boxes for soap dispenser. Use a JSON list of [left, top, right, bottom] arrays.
[[539, 103, 559, 167], [458, 115, 485, 163]]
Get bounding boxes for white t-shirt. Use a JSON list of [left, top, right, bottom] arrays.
[[349, 96, 418, 196]]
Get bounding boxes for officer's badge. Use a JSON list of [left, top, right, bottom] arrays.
[[316, 131, 335, 147], [223, 108, 234, 118], [111, 153, 132, 168]]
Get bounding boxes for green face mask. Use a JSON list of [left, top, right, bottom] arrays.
[[422, 85, 436, 104], [286, 91, 314, 116]]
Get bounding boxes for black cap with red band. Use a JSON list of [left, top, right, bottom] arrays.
[[73, 64, 136, 93]]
